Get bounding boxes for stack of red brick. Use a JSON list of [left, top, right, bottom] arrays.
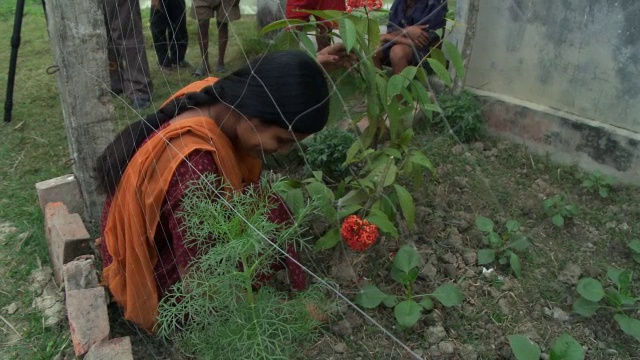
[[36, 175, 133, 359]]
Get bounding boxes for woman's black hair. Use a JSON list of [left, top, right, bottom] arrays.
[[96, 50, 330, 196]]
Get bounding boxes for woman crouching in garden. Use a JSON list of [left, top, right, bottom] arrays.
[[95, 50, 330, 343]]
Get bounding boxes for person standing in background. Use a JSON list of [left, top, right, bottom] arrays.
[[150, 0, 190, 70], [104, 0, 154, 110], [191, 0, 242, 76]]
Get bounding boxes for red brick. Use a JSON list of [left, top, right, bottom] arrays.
[[45, 203, 92, 285], [35, 174, 84, 215], [85, 337, 134, 360], [66, 287, 110, 356], [63, 255, 99, 291]]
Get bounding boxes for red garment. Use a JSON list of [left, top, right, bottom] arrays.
[[286, 0, 346, 23], [100, 123, 307, 301]]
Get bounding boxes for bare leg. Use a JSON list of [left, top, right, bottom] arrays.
[[197, 19, 210, 75], [389, 44, 413, 74], [217, 21, 228, 71]]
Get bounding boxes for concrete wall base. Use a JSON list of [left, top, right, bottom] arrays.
[[469, 88, 640, 185]]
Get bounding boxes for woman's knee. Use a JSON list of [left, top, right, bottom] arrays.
[[389, 44, 412, 64]]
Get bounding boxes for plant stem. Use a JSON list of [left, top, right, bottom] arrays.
[[241, 255, 255, 305]]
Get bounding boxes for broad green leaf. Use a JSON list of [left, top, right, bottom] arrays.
[[572, 297, 599, 317], [387, 74, 408, 98], [338, 18, 357, 53], [552, 214, 565, 227], [419, 297, 434, 310], [366, 159, 398, 188], [564, 204, 579, 216], [431, 283, 464, 307], [344, 137, 361, 165], [306, 181, 335, 218], [338, 189, 368, 207], [633, 253, 640, 264], [337, 204, 362, 218], [599, 188, 609, 197], [408, 150, 435, 172], [443, 40, 466, 79], [314, 228, 340, 251], [298, 31, 316, 55], [390, 266, 419, 286], [475, 216, 494, 232], [394, 245, 421, 273], [550, 333, 585, 360], [506, 219, 521, 233], [426, 58, 452, 87], [576, 278, 604, 302], [394, 300, 422, 327], [507, 234, 531, 251], [393, 184, 415, 229], [508, 335, 541, 360], [429, 48, 446, 70], [283, 188, 304, 216], [607, 268, 623, 287], [382, 295, 398, 307], [355, 284, 388, 309], [400, 66, 418, 81], [510, 253, 522, 278], [299, 9, 344, 20], [628, 239, 640, 253], [477, 249, 496, 265], [605, 288, 623, 308], [259, 18, 306, 35], [614, 314, 640, 341], [488, 232, 501, 247], [366, 209, 398, 238], [367, 18, 381, 50]]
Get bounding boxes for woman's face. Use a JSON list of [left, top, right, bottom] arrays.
[[236, 118, 309, 158]]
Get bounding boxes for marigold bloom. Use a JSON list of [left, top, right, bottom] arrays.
[[341, 215, 379, 251]]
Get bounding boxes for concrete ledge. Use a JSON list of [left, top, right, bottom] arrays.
[[469, 88, 640, 184]]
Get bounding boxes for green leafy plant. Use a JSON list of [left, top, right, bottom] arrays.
[[509, 333, 584, 360], [629, 239, 640, 264], [354, 245, 464, 328], [581, 170, 615, 198], [303, 127, 357, 179], [543, 194, 579, 227], [572, 269, 640, 342], [475, 216, 531, 278], [432, 91, 485, 142], [156, 175, 326, 359], [263, 8, 467, 249]]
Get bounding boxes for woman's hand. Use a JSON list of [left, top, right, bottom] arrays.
[[403, 25, 430, 49], [317, 43, 358, 72]]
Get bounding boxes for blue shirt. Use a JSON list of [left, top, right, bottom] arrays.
[[387, 0, 448, 33]]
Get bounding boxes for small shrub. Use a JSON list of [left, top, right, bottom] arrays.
[[475, 216, 532, 278], [435, 91, 485, 143], [581, 170, 615, 198], [572, 269, 640, 342], [543, 194, 579, 227], [303, 127, 357, 179], [509, 333, 584, 360], [355, 245, 464, 328]]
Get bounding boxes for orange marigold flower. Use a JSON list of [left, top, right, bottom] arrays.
[[341, 215, 379, 251]]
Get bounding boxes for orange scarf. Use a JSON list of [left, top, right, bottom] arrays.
[[102, 98, 261, 332]]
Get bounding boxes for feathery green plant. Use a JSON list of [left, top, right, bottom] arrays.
[[156, 175, 326, 359]]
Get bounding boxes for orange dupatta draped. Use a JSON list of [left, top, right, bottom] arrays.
[[102, 81, 262, 332]]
